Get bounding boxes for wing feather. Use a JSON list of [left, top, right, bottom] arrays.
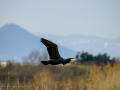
[[40, 38, 61, 59]]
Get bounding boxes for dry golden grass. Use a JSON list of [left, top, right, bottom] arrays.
[[86, 60, 120, 90], [1, 61, 120, 90], [31, 65, 89, 90], [32, 61, 120, 90]]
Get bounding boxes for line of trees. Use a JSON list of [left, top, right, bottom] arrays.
[[75, 51, 116, 65]]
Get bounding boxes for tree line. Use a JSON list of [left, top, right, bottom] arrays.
[[75, 51, 116, 65]]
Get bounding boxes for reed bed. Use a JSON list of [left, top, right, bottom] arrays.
[[1, 61, 120, 90], [32, 61, 120, 90]]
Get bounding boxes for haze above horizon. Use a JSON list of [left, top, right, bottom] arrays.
[[0, 0, 120, 39]]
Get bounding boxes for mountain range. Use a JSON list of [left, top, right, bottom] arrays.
[[36, 31, 120, 58], [0, 24, 120, 62]]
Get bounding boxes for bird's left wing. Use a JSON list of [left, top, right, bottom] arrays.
[[40, 38, 61, 59]]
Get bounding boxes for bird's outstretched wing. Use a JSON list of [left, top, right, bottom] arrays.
[[40, 38, 61, 59]]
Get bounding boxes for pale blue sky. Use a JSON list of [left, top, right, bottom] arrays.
[[0, 0, 120, 39]]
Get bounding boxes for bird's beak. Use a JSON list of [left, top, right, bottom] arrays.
[[71, 58, 76, 61]]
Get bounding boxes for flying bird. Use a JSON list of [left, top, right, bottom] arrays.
[[40, 38, 76, 65]]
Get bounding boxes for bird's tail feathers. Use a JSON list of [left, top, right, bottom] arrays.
[[41, 61, 49, 65]]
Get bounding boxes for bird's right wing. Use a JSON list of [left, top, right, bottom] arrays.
[[40, 38, 61, 59]]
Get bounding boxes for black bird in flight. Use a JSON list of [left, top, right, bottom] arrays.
[[40, 38, 76, 65]]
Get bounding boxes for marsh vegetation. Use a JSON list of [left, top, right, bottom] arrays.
[[0, 51, 119, 90]]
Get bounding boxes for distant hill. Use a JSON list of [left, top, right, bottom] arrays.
[[36, 33, 120, 58], [0, 24, 77, 62]]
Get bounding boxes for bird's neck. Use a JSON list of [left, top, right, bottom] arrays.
[[64, 58, 70, 61], [62, 58, 71, 65]]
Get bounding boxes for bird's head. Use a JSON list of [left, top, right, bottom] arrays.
[[69, 58, 76, 61]]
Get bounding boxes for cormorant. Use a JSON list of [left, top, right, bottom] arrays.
[[40, 38, 76, 65]]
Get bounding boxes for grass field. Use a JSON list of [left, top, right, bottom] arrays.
[[0, 61, 120, 90]]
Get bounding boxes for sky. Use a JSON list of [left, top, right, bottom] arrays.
[[0, 0, 120, 39]]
